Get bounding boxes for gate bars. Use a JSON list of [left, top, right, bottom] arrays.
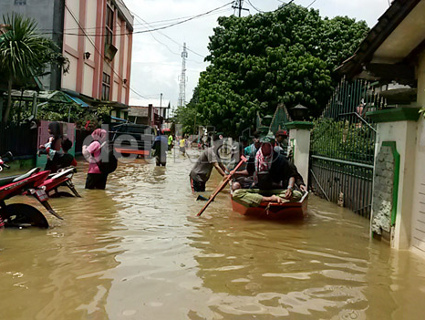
[[309, 79, 385, 218]]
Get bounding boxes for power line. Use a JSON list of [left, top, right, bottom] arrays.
[[42, 2, 234, 38], [275, 0, 296, 11], [130, 11, 207, 60], [306, 0, 318, 8], [233, 0, 297, 16], [232, 0, 249, 17], [39, 8, 231, 33], [246, 0, 264, 13]]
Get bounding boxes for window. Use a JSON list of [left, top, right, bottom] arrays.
[[105, 4, 114, 46], [102, 72, 111, 101], [14, 0, 26, 5]]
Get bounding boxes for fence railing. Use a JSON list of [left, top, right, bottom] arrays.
[[309, 79, 382, 218], [0, 123, 38, 158]]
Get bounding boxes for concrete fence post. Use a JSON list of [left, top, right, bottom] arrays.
[[285, 121, 314, 187], [367, 107, 420, 249]]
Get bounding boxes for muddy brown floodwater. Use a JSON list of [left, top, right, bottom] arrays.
[[1, 148, 425, 319]]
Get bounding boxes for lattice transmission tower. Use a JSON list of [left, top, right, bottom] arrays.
[[178, 42, 188, 107]]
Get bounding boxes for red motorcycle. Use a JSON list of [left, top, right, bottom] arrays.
[[0, 152, 63, 228], [40, 167, 81, 198]]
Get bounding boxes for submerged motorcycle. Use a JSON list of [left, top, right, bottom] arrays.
[[0, 152, 63, 228], [40, 167, 81, 198]]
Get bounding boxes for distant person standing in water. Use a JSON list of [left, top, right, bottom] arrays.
[[179, 136, 186, 155], [168, 134, 174, 151], [152, 130, 168, 166]]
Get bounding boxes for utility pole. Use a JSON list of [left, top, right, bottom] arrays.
[[160, 93, 167, 119], [232, 0, 248, 17], [178, 43, 188, 108]]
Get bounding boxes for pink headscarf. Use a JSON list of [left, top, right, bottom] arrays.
[[91, 128, 107, 142], [255, 147, 273, 173]]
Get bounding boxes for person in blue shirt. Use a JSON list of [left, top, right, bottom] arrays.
[[244, 131, 261, 156], [152, 130, 168, 166]]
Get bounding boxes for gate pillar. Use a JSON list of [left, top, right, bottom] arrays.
[[367, 107, 420, 249], [286, 121, 314, 186]]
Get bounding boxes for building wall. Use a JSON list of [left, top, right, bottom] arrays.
[[0, 0, 133, 104], [62, 0, 80, 92], [63, 53, 78, 91], [411, 51, 425, 256], [0, 0, 57, 90], [374, 120, 417, 250], [0, 0, 55, 35], [63, 0, 131, 104]]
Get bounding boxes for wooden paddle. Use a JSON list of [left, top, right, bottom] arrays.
[[197, 155, 247, 216]]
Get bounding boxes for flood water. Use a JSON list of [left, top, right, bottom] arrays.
[[1, 148, 425, 319]]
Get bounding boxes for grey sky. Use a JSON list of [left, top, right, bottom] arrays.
[[124, 0, 390, 109]]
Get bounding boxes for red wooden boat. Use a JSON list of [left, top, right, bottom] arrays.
[[231, 191, 308, 219]]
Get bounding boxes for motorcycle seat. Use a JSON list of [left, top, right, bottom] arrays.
[[0, 168, 41, 187], [49, 167, 76, 180]]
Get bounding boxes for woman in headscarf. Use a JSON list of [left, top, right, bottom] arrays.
[[82, 128, 108, 189]]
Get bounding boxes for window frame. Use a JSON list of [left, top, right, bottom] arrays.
[[102, 72, 111, 101]]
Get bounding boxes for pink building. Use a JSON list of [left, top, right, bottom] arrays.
[[62, 0, 133, 113]]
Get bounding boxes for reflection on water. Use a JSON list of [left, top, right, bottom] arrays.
[[1, 149, 425, 319]]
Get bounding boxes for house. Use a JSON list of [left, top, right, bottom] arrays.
[[128, 104, 166, 127], [0, 0, 133, 117], [338, 0, 425, 257]]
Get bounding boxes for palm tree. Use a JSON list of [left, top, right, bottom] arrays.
[[0, 13, 67, 123]]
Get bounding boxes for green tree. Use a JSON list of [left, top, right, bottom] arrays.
[[0, 13, 67, 123], [185, 4, 368, 136]]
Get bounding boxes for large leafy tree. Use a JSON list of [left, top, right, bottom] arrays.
[[179, 4, 368, 136], [0, 14, 67, 123]]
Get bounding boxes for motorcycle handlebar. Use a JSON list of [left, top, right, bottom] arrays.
[[1, 151, 13, 160]]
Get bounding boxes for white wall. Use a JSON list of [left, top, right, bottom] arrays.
[[84, 0, 96, 57], [82, 64, 94, 97], [114, 21, 121, 72], [411, 118, 425, 255], [411, 51, 425, 257], [113, 80, 119, 101], [375, 120, 418, 250], [62, 53, 78, 91], [289, 128, 311, 185], [63, 0, 79, 51]]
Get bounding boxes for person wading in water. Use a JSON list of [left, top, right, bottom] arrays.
[[189, 134, 228, 192]]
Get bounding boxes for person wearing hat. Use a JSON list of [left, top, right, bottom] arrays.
[[274, 129, 289, 158], [232, 135, 302, 206]]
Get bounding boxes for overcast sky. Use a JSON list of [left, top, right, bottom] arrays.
[[124, 0, 391, 109]]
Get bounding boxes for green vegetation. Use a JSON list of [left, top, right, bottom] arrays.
[[36, 104, 112, 128], [176, 4, 368, 136], [310, 118, 375, 164]]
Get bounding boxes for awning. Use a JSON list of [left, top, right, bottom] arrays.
[[65, 94, 90, 107], [111, 116, 128, 122]]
